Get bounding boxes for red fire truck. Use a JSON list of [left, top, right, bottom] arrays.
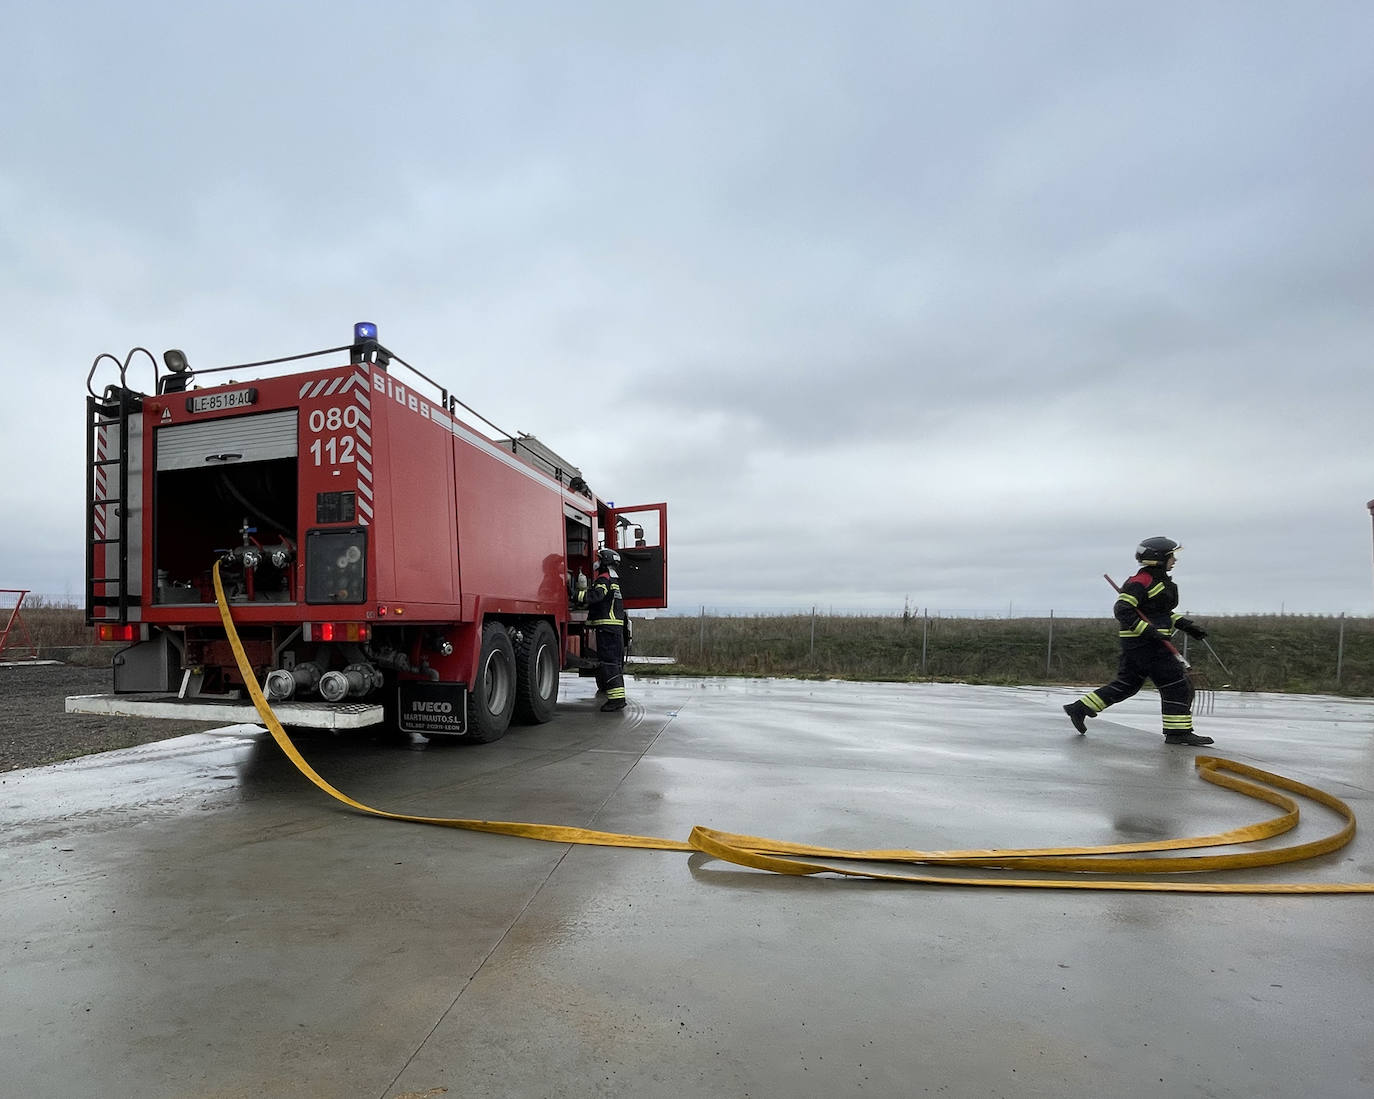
[[67, 323, 668, 743]]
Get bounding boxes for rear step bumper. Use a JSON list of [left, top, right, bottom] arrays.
[[65, 693, 383, 729]]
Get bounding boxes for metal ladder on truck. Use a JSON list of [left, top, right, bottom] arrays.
[[85, 388, 135, 625]]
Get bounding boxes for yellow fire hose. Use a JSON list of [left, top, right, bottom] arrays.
[[213, 564, 1374, 894]]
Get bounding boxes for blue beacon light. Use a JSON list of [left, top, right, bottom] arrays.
[[354, 321, 377, 342]]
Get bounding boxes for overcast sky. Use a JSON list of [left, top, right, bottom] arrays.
[[4, 2, 1373, 618]]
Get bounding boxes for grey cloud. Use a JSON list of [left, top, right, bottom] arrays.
[[5, 3, 1374, 619]]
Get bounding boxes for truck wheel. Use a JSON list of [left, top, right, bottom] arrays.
[[513, 621, 559, 725], [465, 622, 517, 742]]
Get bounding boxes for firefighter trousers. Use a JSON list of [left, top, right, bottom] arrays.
[[1080, 645, 1194, 735], [594, 626, 626, 702]]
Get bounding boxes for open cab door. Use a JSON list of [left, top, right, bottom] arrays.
[[605, 502, 668, 610]]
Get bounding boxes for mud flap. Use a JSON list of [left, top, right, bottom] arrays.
[[112, 632, 181, 692], [396, 681, 468, 736]]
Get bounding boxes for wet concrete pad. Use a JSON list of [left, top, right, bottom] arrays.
[[3, 676, 1372, 1097]]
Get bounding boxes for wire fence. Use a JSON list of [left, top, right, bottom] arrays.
[[633, 608, 1374, 695], [3, 594, 82, 609], [11, 592, 1374, 694]]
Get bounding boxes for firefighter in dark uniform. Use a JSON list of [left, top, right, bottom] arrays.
[[579, 548, 630, 712], [1064, 537, 1213, 746]]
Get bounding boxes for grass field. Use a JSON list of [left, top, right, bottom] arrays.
[[631, 611, 1374, 696], [10, 601, 1374, 697]]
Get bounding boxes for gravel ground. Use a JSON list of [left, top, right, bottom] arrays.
[[1, 662, 219, 772]]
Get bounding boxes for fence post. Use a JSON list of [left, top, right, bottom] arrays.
[[1337, 612, 1345, 686], [810, 606, 816, 661], [699, 605, 705, 659], [1046, 610, 1054, 677]]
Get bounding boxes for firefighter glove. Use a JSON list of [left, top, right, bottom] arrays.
[[1177, 618, 1207, 640]]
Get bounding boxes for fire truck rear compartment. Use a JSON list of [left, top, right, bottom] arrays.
[[153, 410, 300, 604], [144, 413, 373, 709], [154, 458, 298, 603]]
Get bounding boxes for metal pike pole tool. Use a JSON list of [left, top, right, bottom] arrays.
[[1199, 637, 1233, 684], [1104, 574, 1215, 715]]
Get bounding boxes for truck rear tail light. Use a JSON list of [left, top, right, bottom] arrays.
[[97, 624, 139, 642], [313, 622, 371, 642]]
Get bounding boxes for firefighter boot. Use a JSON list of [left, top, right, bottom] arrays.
[[600, 699, 627, 712], [1063, 700, 1094, 734], [1164, 731, 1214, 746]]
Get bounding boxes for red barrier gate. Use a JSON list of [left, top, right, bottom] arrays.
[[0, 590, 37, 660]]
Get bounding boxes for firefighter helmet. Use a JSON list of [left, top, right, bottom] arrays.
[[597, 548, 621, 569], [1135, 536, 1181, 564]]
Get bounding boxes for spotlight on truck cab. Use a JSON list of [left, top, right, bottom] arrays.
[[160, 348, 192, 394]]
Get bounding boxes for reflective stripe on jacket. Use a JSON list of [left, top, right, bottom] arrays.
[[580, 570, 626, 628], [1114, 566, 1185, 646]]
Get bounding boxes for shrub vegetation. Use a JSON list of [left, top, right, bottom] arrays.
[[11, 601, 1374, 696]]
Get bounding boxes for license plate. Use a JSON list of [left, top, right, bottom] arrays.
[[187, 387, 257, 413]]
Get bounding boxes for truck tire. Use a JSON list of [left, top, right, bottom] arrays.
[[513, 620, 559, 725], [465, 622, 517, 742]]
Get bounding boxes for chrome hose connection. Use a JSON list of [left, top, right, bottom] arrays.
[[264, 662, 322, 701], [318, 663, 383, 702]]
